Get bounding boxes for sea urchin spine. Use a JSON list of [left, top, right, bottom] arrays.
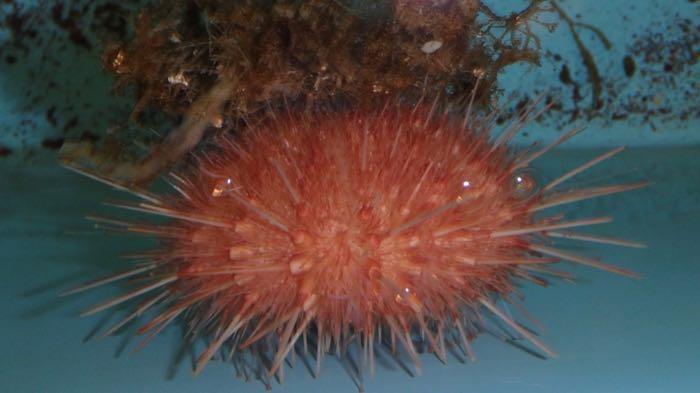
[[64, 99, 646, 387]]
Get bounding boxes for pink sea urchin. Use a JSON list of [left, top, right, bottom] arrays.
[[65, 99, 646, 387]]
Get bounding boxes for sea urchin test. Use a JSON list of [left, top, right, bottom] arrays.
[[64, 101, 645, 386]]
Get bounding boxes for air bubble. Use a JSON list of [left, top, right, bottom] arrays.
[[211, 178, 236, 197], [510, 168, 539, 200]]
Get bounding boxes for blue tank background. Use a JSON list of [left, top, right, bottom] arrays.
[[1, 1, 698, 392]]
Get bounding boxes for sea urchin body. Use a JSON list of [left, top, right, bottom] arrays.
[[67, 101, 645, 386]]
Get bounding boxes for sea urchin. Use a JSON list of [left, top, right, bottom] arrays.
[[64, 99, 646, 387]]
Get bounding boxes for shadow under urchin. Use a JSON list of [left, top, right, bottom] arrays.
[[62, 94, 647, 390]]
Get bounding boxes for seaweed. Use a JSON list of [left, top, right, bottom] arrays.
[[550, 0, 611, 110], [59, 0, 559, 187]]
